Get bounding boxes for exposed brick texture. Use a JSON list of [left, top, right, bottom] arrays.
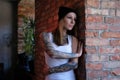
[[35, 0, 86, 80], [86, 0, 120, 80], [18, 0, 35, 54], [35, 0, 120, 80]]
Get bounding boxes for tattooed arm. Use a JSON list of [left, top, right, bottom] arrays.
[[48, 61, 78, 74], [70, 36, 83, 66], [41, 32, 81, 59], [48, 36, 83, 74]]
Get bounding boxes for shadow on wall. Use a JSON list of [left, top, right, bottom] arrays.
[[72, 1, 86, 80]]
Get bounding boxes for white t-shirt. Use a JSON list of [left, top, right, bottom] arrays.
[[45, 32, 75, 80]]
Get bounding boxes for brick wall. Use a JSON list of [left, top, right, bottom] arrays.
[[18, 0, 35, 54], [35, 0, 85, 80], [36, 0, 120, 80], [86, 0, 120, 80]]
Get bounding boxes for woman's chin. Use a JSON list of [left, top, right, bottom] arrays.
[[68, 28, 73, 30]]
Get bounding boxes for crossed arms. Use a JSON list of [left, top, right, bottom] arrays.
[[41, 32, 83, 74]]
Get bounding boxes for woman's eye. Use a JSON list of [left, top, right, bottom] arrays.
[[67, 16, 72, 19], [66, 16, 76, 22]]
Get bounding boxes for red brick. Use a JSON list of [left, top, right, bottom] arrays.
[[99, 47, 120, 54], [86, 8, 101, 15], [85, 31, 98, 37], [85, 47, 97, 54], [101, 1, 116, 9], [86, 8, 109, 15], [86, 63, 102, 70], [116, 10, 120, 17], [51, 4, 56, 12], [115, 1, 120, 9], [87, 54, 109, 62], [110, 78, 120, 80], [102, 77, 109, 80], [86, 15, 103, 23], [109, 9, 116, 16], [104, 61, 120, 68], [105, 77, 120, 80], [111, 68, 120, 76], [86, 38, 109, 46], [35, 1, 86, 80], [85, 0, 120, 79], [102, 9, 109, 15], [35, 0, 120, 80], [109, 24, 120, 31], [110, 55, 120, 61], [48, 17, 53, 24], [57, 0, 64, 7], [87, 70, 109, 78], [110, 40, 120, 46], [18, 0, 35, 55], [87, 0, 100, 8], [105, 17, 120, 24], [53, 15, 58, 21], [86, 23, 108, 30], [101, 32, 120, 38]]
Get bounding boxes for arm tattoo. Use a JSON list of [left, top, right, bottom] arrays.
[[42, 32, 79, 59], [49, 62, 78, 74]]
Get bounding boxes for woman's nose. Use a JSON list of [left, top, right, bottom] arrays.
[[71, 19, 75, 24]]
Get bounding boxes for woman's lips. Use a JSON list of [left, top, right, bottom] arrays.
[[69, 25, 73, 28]]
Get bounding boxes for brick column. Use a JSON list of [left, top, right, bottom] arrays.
[[35, 0, 85, 80], [35, 0, 120, 80], [86, 0, 120, 80]]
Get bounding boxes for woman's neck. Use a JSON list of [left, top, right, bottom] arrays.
[[58, 26, 68, 44], [58, 21, 67, 37], [59, 28, 67, 37], [63, 28, 67, 37]]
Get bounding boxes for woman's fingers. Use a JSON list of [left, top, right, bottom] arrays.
[[78, 43, 83, 57]]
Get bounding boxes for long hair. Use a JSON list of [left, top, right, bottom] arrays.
[[52, 26, 61, 46], [52, 9, 84, 80], [52, 11, 81, 46]]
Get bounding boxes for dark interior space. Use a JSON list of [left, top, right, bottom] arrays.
[[0, 0, 34, 80], [0, 0, 18, 80], [0, 0, 22, 80]]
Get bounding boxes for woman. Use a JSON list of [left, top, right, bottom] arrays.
[[41, 6, 83, 80]]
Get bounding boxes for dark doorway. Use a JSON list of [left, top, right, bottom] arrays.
[[0, 0, 18, 80]]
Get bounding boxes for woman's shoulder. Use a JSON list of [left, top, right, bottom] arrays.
[[40, 31, 53, 41], [40, 31, 52, 36], [70, 35, 77, 41], [71, 35, 82, 43], [41, 31, 51, 34]]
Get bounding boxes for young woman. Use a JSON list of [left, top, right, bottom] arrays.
[[41, 6, 83, 80]]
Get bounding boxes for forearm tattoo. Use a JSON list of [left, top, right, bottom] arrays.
[[42, 32, 78, 59], [49, 62, 78, 74]]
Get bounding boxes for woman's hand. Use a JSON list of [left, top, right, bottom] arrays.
[[76, 43, 83, 57]]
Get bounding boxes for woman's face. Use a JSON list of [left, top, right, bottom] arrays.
[[63, 12, 77, 31]]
